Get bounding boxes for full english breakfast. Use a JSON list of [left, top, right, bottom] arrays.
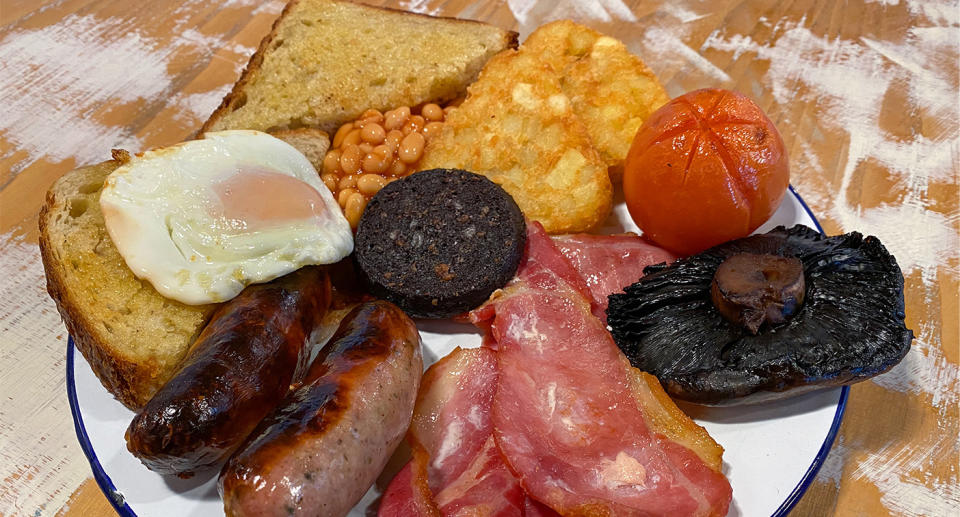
[[38, 0, 913, 515]]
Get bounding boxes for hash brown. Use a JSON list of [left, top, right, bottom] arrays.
[[524, 21, 670, 179], [417, 47, 612, 234]]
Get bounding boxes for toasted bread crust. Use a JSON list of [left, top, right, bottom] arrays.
[[200, 0, 518, 135]]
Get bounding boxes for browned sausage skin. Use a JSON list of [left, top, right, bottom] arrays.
[[220, 300, 423, 517], [125, 266, 332, 476]]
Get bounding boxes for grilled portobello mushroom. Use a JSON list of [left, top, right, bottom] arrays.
[[607, 224, 913, 405]]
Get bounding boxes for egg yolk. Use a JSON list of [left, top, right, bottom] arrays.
[[213, 169, 327, 231]]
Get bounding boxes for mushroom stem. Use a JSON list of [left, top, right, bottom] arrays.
[[710, 253, 805, 334]]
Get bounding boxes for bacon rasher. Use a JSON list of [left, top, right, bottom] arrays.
[[380, 347, 528, 516], [381, 222, 730, 517], [552, 233, 676, 322]]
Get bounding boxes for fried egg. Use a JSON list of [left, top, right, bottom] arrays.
[[100, 130, 352, 305]]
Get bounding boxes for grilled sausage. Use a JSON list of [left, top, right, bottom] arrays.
[[125, 266, 331, 476], [220, 301, 423, 517]]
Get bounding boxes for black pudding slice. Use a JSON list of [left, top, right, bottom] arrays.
[[354, 168, 526, 319]]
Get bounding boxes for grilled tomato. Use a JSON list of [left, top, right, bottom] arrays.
[[623, 88, 789, 256]]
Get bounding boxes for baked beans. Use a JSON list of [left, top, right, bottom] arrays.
[[422, 103, 443, 121], [322, 103, 451, 229]]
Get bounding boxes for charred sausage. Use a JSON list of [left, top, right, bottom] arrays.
[[220, 300, 423, 517], [125, 266, 331, 476]]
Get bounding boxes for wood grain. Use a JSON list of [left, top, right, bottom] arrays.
[[54, 479, 115, 517], [0, 0, 956, 516]]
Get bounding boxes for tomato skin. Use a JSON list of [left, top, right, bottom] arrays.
[[623, 88, 789, 256]]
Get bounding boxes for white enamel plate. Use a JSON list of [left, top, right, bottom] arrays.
[[67, 187, 847, 517]]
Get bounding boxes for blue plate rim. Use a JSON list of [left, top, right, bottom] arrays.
[[770, 185, 849, 517], [65, 186, 848, 517], [66, 338, 138, 517]]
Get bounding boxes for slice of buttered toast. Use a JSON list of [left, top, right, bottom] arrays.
[[200, 0, 517, 134], [39, 155, 218, 410]]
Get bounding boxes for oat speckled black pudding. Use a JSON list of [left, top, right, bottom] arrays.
[[354, 168, 526, 319]]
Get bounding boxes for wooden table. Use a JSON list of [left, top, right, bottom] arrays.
[[1, 0, 956, 515]]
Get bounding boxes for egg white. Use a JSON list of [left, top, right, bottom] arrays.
[[99, 130, 352, 305]]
